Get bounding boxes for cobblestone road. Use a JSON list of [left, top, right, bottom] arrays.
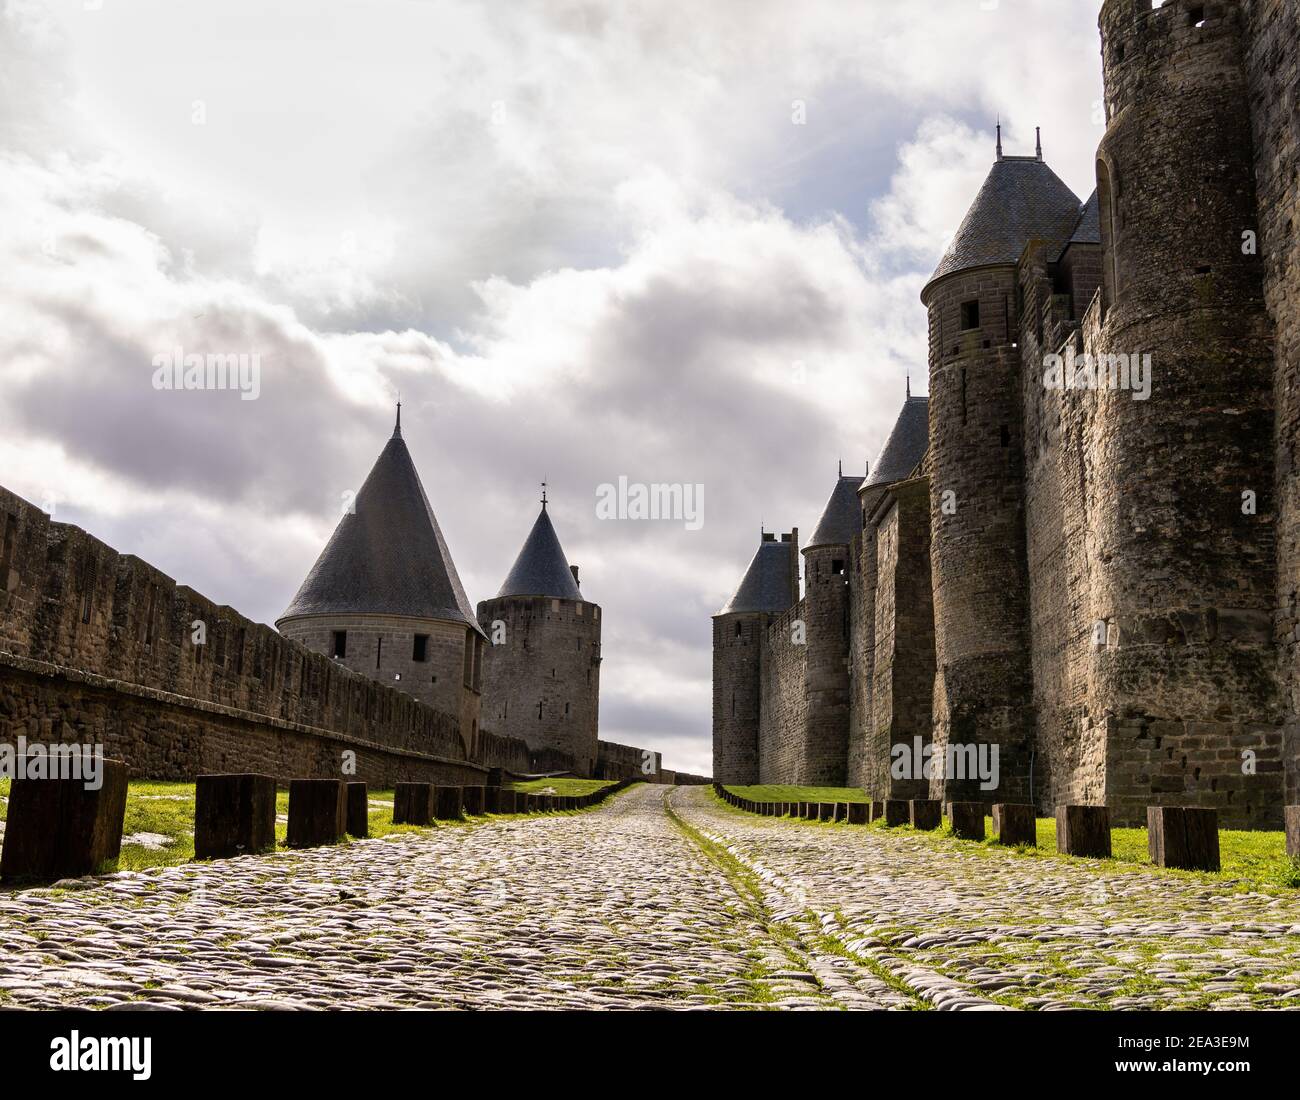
[[2, 784, 1298, 1010], [675, 789, 1300, 1010]]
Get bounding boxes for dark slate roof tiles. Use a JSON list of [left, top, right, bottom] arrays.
[[717, 538, 795, 616], [278, 429, 482, 633], [924, 156, 1083, 299], [864, 396, 930, 489], [806, 473, 866, 550], [496, 506, 584, 601]]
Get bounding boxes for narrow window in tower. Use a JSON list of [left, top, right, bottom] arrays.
[[735, 621, 742, 637], [731, 692, 736, 717], [960, 300, 980, 330], [565, 702, 570, 717], [376, 636, 382, 670], [413, 633, 429, 662], [1000, 425, 1011, 448], [1188, 5, 1205, 27], [537, 701, 543, 720], [832, 559, 845, 575], [332, 631, 347, 659]]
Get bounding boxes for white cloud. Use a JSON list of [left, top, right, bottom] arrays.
[[0, 0, 1107, 771]]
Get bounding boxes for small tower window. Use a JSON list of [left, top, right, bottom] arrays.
[[735, 621, 743, 637], [565, 702, 570, 716], [413, 634, 429, 662], [375, 636, 383, 669], [832, 559, 845, 575], [537, 701, 543, 720], [960, 300, 980, 331], [332, 631, 347, 659]]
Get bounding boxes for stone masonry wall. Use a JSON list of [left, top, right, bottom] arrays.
[[0, 485, 515, 786], [758, 601, 809, 783], [1242, 0, 1300, 804], [477, 594, 601, 777]]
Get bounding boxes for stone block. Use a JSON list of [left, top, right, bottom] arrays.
[[1147, 806, 1220, 871], [846, 802, 869, 825], [909, 799, 942, 830], [435, 786, 463, 820], [870, 800, 884, 821], [0, 757, 129, 883], [345, 782, 369, 838], [193, 772, 276, 861], [393, 782, 435, 826], [883, 800, 909, 827], [484, 787, 501, 813], [286, 779, 346, 848], [497, 790, 517, 813], [462, 786, 485, 816], [992, 803, 1036, 847], [833, 802, 849, 822], [1056, 805, 1111, 859], [948, 801, 986, 841]]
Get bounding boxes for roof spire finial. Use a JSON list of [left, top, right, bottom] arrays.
[[394, 396, 402, 437], [838, 458, 843, 477], [907, 369, 911, 399], [996, 116, 1003, 159], [540, 478, 548, 510], [1036, 126, 1042, 159]]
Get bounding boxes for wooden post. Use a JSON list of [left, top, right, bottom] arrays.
[[948, 801, 986, 841], [286, 779, 346, 848], [1148, 806, 1220, 871], [393, 782, 435, 826], [909, 799, 942, 830], [0, 757, 129, 883], [194, 773, 276, 860], [434, 785, 463, 820], [1056, 805, 1111, 858], [462, 786, 485, 816], [883, 800, 909, 827], [1286, 806, 1300, 859], [345, 782, 369, 838], [992, 803, 1036, 847]]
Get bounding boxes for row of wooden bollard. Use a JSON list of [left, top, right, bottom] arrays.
[[0, 759, 630, 883], [714, 784, 1300, 874]]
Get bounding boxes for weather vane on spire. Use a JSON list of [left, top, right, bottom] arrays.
[[394, 394, 402, 436], [996, 116, 1003, 159], [541, 478, 548, 509]]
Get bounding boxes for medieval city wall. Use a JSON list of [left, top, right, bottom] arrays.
[[0, 485, 516, 786], [758, 602, 809, 783]]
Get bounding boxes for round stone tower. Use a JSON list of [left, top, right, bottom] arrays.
[[277, 407, 485, 756], [919, 138, 1084, 804], [800, 469, 864, 785], [712, 530, 798, 783], [1090, 0, 1280, 826], [476, 494, 601, 776]]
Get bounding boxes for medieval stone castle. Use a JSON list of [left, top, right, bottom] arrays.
[[713, 0, 1300, 828]]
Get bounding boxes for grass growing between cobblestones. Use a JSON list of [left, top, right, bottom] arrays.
[[724, 784, 869, 803]]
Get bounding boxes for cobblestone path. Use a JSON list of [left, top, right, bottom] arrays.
[[673, 788, 1300, 1010], [3, 783, 1298, 1010], [0, 785, 890, 1010]]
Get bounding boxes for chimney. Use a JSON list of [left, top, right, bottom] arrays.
[[570, 565, 580, 589]]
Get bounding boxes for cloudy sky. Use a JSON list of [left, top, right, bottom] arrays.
[[0, 0, 1105, 774]]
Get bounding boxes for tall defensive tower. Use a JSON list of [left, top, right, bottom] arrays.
[[1090, 0, 1281, 825], [920, 141, 1081, 805], [277, 407, 485, 755], [476, 491, 601, 776], [712, 530, 798, 783]]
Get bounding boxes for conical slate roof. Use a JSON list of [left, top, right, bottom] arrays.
[[806, 473, 865, 550], [717, 538, 795, 616], [864, 396, 930, 489], [278, 419, 482, 633], [1064, 189, 1101, 253], [497, 505, 583, 600], [923, 156, 1082, 301]]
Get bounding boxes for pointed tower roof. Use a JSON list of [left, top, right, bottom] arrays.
[[497, 501, 584, 601], [717, 536, 795, 616], [278, 411, 482, 633], [864, 395, 930, 489], [922, 155, 1082, 302], [806, 471, 865, 550], [1063, 189, 1101, 253]]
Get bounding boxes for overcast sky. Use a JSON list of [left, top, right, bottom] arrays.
[[0, 0, 1105, 775]]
